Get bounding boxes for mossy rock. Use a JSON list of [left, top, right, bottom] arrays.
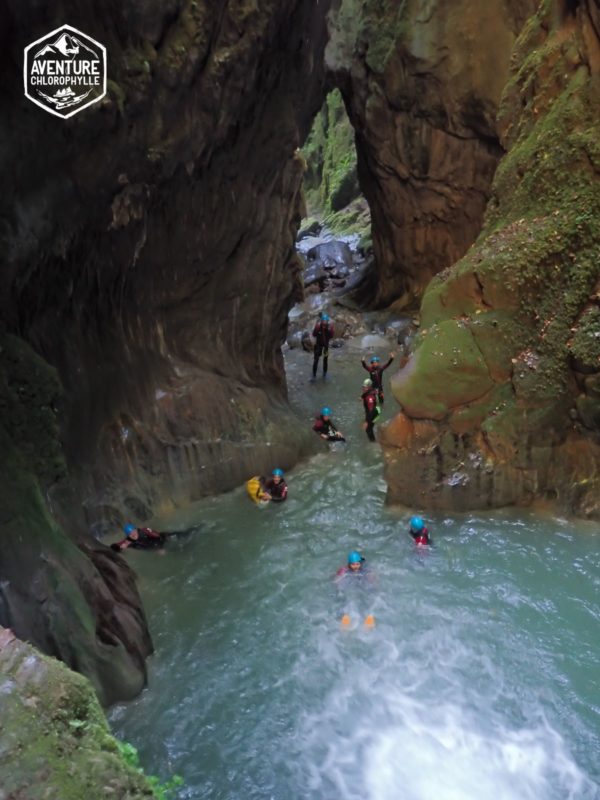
[[302, 89, 360, 217], [391, 320, 494, 420], [576, 394, 600, 431], [449, 383, 514, 435], [469, 311, 532, 383], [0, 628, 155, 799], [569, 306, 600, 372]]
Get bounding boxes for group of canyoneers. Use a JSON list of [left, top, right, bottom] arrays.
[[311, 310, 394, 442], [111, 311, 432, 608]]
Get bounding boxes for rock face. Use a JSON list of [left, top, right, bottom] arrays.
[[2, 0, 331, 521], [381, 0, 600, 518], [0, 335, 152, 706], [326, 0, 538, 307], [0, 626, 156, 798], [1, 1, 331, 699]]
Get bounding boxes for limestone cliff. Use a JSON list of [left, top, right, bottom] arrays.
[[326, 0, 539, 307], [381, 0, 600, 517], [1, 0, 331, 700]]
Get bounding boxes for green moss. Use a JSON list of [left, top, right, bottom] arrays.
[[416, 0, 600, 410], [0, 630, 180, 799], [569, 306, 600, 371], [323, 197, 371, 238], [391, 319, 495, 419], [302, 89, 360, 218], [361, 0, 411, 74]]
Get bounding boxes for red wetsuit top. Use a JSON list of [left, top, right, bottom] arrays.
[[361, 357, 394, 390], [265, 478, 288, 501], [412, 527, 431, 546], [312, 321, 335, 346], [362, 389, 379, 414], [313, 417, 341, 438]]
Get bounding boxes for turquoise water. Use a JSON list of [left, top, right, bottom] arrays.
[[110, 342, 600, 799]]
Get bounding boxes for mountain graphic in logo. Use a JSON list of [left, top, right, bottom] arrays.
[[24, 25, 107, 119]]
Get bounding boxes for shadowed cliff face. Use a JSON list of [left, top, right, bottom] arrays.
[[326, 0, 539, 307], [0, 1, 331, 699], [381, 0, 600, 517], [1, 0, 330, 519]]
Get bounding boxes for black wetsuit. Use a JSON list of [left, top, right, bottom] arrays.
[[312, 320, 334, 378], [265, 478, 288, 502], [111, 527, 166, 551], [362, 388, 380, 442], [313, 416, 345, 442]]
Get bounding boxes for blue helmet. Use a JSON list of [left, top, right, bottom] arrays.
[[321, 407, 331, 416], [272, 468, 284, 477], [409, 516, 424, 533], [348, 551, 363, 564], [123, 523, 136, 536], [321, 313, 330, 321], [370, 356, 380, 363]]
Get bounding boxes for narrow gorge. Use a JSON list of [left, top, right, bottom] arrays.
[[1, 1, 599, 798]]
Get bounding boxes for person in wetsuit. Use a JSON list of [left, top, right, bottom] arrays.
[[335, 551, 370, 583], [409, 515, 432, 546], [111, 523, 166, 552], [361, 379, 380, 442], [361, 353, 395, 404], [335, 551, 376, 626], [313, 406, 345, 442], [311, 313, 334, 381], [264, 468, 288, 502]]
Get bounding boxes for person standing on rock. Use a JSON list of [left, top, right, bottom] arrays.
[[361, 379, 381, 442], [311, 312, 334, 381], [361, 353, 395, 404]]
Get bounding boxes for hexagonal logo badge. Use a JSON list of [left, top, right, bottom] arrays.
[[24, 24, 107, 119]]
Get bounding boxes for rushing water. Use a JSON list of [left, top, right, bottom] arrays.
[[110, 340, 600, 800]]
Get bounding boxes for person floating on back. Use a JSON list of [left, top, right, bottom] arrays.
[[111, 523, 166, 552], [361, 352, 395, 404], [409, 515, 432, 546], [335, 551, 375, 628], [311, 312, 334, 381], [313, 406, 345, 442], [264, 468, 288, 502], [361, 379, 381, 442]]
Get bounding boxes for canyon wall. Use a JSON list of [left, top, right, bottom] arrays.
[[381, 0, 600, 517], [0, 0, 331, 699], [326, 0, 539, 307]]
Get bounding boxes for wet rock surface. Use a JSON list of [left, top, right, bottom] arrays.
[[1, 1, 331, 697], [325, 0, 538, 307], [381, 2, 600, 518]]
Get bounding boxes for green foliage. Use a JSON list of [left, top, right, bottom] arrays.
[[302, 89, 360, 218], [400, 0, 600, 451], [569, 306, 600, 370], [115, 740, 184, 800]]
